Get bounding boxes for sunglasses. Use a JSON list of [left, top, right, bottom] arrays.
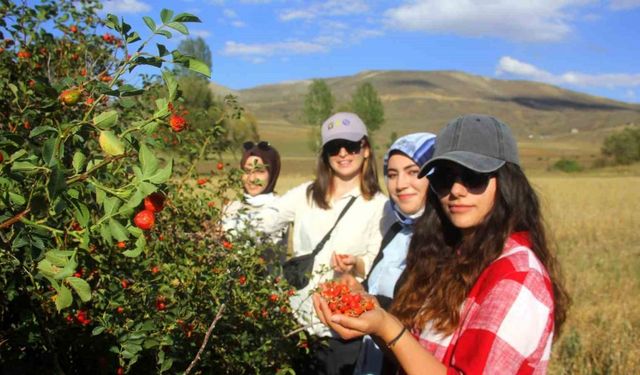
[[428, 165, 493, 196], [323, 139, 363, 157], [243, 141, 271, 151]]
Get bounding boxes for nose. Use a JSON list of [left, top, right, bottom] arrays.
[[449, 180, 467, 197], [337, 147, 349, 157], [396, 172, 409, 190]]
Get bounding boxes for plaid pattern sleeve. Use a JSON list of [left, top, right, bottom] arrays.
[[417, 233, 555, 375]]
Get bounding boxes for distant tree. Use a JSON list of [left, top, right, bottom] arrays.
[[601, 127, 640, 165], [224, 111, 260, 159], [303, 79, 334, 126], [386, 131, 399, 149], [303, 79, 334, 152], [176, 37, 212, 78], [351, 82, 384, 134]]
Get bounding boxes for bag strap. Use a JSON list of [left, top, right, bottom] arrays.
[[362, 222, 403, 291], [310, 196, 357, 257]]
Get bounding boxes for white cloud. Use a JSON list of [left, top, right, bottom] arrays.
[[280, 0, 369, 21], [222, 40, 329, 59], [189, 29, 212, 38], [223, 9, 237, 18], [610, 0, 640, 9], [384, 0, 588, 42], [231, 20, 246, 27], [496, 56, 640, 88], [101, 0, 151, 14]]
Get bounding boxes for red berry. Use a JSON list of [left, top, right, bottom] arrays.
[[169, 114, 187, 132], [151, 266, 160, 274], [133, 209, 155, 230], [156, 302, 166, 311], [144, 192, 165, 213], [116, 306, 124, 314], [207, 201, 216, 208], [70, 25, 78, 33], [116, 241, 126, 249], [216, 162, 224, 170], [197, 178, 207, 186], [80, 68, 87, 77], [269, 294, 279, 302], [16, 50, 31, 59], [117, 367, 124, 375], [239, 275, 246, 285], [222, 241, 233, 250], [121, 279, 128, 289]]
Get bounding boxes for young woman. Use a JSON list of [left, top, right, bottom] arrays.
[[221, 141, 283, 244], [351, 132, 436, 375], [255, 112, 387, 375], [314, 114, 570, 375]]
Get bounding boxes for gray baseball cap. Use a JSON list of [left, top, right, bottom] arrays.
[[419, 114, 520, 177], [321, 112, 368, 146]]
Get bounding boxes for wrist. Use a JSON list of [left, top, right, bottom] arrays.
[[378, 311, 405, 343]]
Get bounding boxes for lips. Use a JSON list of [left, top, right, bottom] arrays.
[[448, 204, 473, 213], [397, 193, 416, 201]]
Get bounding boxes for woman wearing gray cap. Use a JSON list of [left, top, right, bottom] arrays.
[[254, 112, 387, 374], [313, 114, 570, 375]]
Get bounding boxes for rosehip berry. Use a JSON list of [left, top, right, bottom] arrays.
[[207, 201, 216, 208], [239, 275, 247, 285], [116, 241, 126, 249], [116, 306, 124, 314], [151, 266, 160, 274], [59, 88, 81, 106], [269, 294, 279, 302], [85, 97, 94, 105], [143, 192, 165, 213], [117, 367, 124, 375], [70, 25, 78, 33], [156, 302, 166, 311], [169, 114, 187, 132], [216, 162, 224, 170], [197, 178, 207, 186], [222, 241, 233, 250], [121, 279, 128, 289], [16, 50, 31, 59], [133, 209, 155, 230]]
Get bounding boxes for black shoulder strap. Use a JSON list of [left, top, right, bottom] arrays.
[[311, 196, 357, 257], [363, 221, 403, 291]]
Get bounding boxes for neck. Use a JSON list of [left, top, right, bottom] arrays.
[[331, 174, 361, 199]]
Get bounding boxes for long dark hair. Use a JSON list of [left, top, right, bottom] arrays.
[[390, 162, 570, 339], [307, 137, 381, 209]]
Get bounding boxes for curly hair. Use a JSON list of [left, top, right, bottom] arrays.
[[390, 162, 570, 339]]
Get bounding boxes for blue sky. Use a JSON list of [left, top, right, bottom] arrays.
[[100, 0, 640, 103]]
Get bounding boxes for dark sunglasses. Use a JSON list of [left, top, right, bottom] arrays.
[[323, 139, 363, 157], [243, 141, 271, 151], [428, 165, 493, 196]]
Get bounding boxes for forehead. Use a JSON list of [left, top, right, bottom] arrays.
[[387, 152, 417, 168]]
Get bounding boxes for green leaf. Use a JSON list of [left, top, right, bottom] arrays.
[[67, 277, 92, 302], [42, 137, 57, 167], [139, 144, 159, 177], [143, 16, 156, 31], [159, 357, 174, 373], [173, 13, 201, 23], [92, 326, 106, 336], [53, 254, 77, 280], [29, 126, 58, 138], [98, 131, 125, 156], [160, 8, 174, 23], [93, 110, 119, 130], [103, 196, 122, 216], [126, 31, 141, 43], [148, 159, 173, 184], [109, 219, 129, 242], [123, 235, 145, 257], [156, 43, 169, 57], [72, 151, 86, 174], [155, 29, 172, 39], [37, 259, 56, 278], [162, 70, 177, 101], [55, 285, 73, 312], [48, 166, 67, 197], [166, 22, 188, 35], [100, 222, 113, 244], [10, 160, 38, 172], [187, 58, 211, 78], [74, 203, 90, 227], [9, 192, 26, 206], [45, 250, 70, 267]]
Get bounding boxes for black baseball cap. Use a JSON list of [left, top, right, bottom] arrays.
[[419, 114, 520, 177]]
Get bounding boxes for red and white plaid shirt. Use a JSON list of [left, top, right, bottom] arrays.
[[414, 232, 555, 375]]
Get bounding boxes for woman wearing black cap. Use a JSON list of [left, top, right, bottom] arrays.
[[221, 141, 284, 244], [313, 114, 570, 375]]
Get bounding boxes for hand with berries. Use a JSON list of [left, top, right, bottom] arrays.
[[331, 252, 364, 278]]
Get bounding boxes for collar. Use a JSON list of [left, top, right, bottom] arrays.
[[244, 192, 275, 207]]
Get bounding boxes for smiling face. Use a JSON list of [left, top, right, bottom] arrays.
[[431, 161, 497, 234], [386, 153, 428, 215], [325, 139, 369, 181], [241, 155, 270, 196]]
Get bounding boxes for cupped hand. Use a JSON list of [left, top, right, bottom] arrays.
[[338, 273, 365, 293], [312, 293, 386, 340]]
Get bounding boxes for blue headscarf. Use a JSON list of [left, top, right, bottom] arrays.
[[383, 132, 437, 226]]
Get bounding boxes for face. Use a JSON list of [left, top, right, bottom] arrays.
[[325, 139, 370, 181], [429, 161, 497, 234], [386, 153, 428, 215], [241, 155, 270, 196]]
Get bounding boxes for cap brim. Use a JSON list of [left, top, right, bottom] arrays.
[[322, 132, 365, 146], [418, 151, 505, 177]]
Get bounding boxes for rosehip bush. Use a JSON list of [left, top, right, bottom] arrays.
[[0, 1, 303, 373]]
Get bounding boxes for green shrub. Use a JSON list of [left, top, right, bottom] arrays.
[[551, 158, 584, 173]]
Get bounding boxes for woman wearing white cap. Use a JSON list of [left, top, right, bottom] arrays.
[[255, 112, 387, 374], [313, 114, 570, 375]]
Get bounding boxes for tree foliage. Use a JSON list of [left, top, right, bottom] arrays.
[[175, 37, 212, 79], [303, 79, 334, 126], [601, 126, 640, 165], [351, 82, 384, 134]]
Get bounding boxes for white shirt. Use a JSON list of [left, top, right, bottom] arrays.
[[255, 181, 387, 336]]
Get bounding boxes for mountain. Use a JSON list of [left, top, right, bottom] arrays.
[[220, 70, 640, 168]]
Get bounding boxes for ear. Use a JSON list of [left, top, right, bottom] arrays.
[[363, 145, 371, 159]]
